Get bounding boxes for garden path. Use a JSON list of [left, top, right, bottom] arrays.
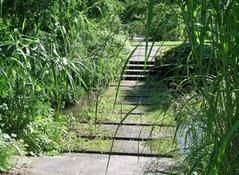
[[11, 41, 178, 175]]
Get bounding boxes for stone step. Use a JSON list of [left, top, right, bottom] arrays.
[[14, 154, 177, 175], [128, 60, 155, 65], [12, 153, 176, 175], [110, 81, 165, 88], [117, 100, 152, 106], [131, 37, 145, 42], [122, 74, 149, 81], [125, 69, 150, 73], [111, 106, 145, 114], [119, 91, 154, 97], [77, 124, 174, 139], [68, 150, 172, 158], [117, 80, 145, 86], [66, 140, 173, 158], [103, 124, 173, 139], [117, 96, 150, 105], [120, 93, 150, 98], [80, 121, 174, 128], [78, 135, 156, 141], [125, 69, 157, 75], [125, 75, 159, 81], [96, 113, 173, 126], [110, 85, 152, 91], [135, 45, 161, 50], [116, 96, 162, 106], [118, 111, 145, 115], [131, 47, 160, 56], [110, 86, 162, 95], [126, 64, 155, 70]]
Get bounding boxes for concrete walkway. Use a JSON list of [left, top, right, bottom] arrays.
[[11, 154, 176, 175], [12, 154, 176, 175]]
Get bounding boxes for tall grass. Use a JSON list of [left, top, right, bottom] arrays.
[[175, 1, 239, 174], [0, 0, 127, 157], [145, 0, 239, 174]]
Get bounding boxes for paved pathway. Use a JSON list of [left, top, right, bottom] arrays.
[[11, 154, 176, 175], [11, 42, 177, 175]]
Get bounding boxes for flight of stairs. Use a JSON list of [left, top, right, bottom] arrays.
[[123, 60, 158, 81], [70, 43, 174, 158]]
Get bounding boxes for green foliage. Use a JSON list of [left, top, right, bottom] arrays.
[[155, 43, 215, 88], [122, 0, 184, 40], [0, 131, 16, 172], [150, 2, 184, 40], [172, 1, 239, 174], [143, 0, 239, 174], [23, 114, 67, 156], [0, 0, 128, 163]]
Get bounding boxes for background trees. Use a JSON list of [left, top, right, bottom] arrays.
[[121, 0, 184, 40]]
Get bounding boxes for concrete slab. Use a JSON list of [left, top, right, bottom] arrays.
[[11, 154, 175, 175], [78, 124, 173, 139], [96, 114, 170, 126], [132, 37, 145, 42]]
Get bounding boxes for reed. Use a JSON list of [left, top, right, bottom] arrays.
[[144, 0, 239, 174], [175, 1, 239, 174]]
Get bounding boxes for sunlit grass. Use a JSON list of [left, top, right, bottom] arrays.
[[131, 41, 184, 46], [61, 137, 111, 153]]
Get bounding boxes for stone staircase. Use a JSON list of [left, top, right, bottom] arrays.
[[73, 43, 175, 158]]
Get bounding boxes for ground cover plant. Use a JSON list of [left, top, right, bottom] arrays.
[[0, 131, 16, 172]]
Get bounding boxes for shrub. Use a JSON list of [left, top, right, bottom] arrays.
[[23, 114, 67, 156]]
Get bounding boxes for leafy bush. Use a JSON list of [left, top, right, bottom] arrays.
[[150, 2, 184, 40], [23, 115, 67, 156], [0, 131, 16, 172]]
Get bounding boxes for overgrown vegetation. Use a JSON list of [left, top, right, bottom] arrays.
[[1, 0, 238, 174], [146, 0, 239, 174], [0, 0, 128, 171], [0, 131, 16, 172], [155, 43, 216, 90], [176, 1, 239, 174]]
